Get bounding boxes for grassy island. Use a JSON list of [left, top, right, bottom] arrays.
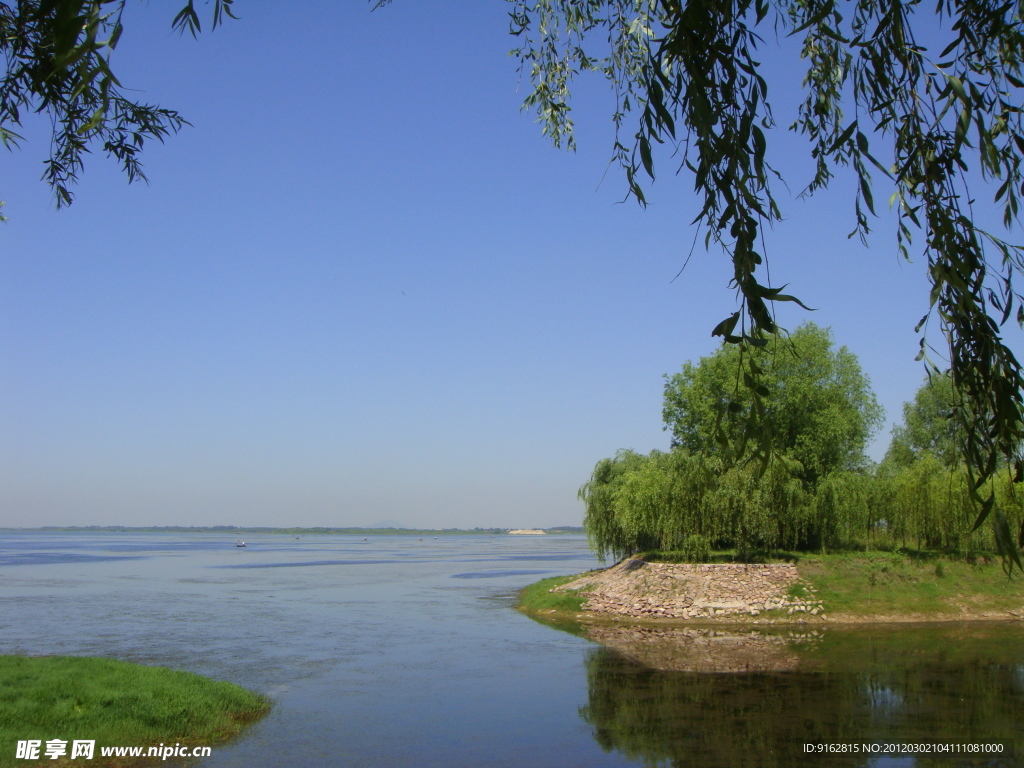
[[519, 551, 1024, 624], [0, 656, 269, 767]]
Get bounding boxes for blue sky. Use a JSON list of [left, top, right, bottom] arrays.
[[1, 1, 1015, 528]]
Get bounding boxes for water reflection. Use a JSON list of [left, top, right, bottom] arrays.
[[579, 624, 1024, 767], [582, 625, 815, 673]]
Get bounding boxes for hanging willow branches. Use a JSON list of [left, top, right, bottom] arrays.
[[0, 1, 235, 212], [509, 0, 1024, 569]]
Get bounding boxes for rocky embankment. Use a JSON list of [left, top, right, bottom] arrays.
[[554, 558, 826, 620]]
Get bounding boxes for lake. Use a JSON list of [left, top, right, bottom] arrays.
[[1, 531, 1021, 767]]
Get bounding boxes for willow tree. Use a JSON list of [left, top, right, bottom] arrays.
[[0, 1, 235, 214], [509, 0, 1024, 568], [879, 371, 1022, 552], [578, 450, 652, 561]]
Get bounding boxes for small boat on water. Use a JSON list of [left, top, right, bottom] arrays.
[[235, 540, 246, 548]]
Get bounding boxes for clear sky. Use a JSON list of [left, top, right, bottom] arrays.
[[1, 2, 1018, 529]]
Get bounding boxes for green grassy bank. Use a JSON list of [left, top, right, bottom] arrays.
[[518, 551, 1024, 623], [0, 656, 269, 767], [797, 551, 1024, 618]]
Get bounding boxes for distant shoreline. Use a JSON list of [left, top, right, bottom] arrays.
[[1, 525, 584, 536]]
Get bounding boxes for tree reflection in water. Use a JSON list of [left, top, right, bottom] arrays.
[[578, 623, 1024, 767]]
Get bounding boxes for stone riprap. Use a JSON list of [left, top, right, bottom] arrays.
[[553, 558, 826, 620]]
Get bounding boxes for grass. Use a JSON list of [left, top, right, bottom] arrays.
[[517, 574, 588, 614], [786, 582, 810, 600], [516, 574, 599, 627], [0, 656, 269, 767], [796, 550, 1024, 618], [641, 549, 801, 564], [516, 574, 593, 635]]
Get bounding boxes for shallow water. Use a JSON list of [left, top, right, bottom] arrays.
[[1, 532, 1022, 767]]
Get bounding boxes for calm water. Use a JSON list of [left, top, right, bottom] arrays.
[[1, 532, 1022, 767]]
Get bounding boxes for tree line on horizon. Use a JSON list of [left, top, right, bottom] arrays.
[[580, 323, 1023, 562], [21, 526, 552, 535]]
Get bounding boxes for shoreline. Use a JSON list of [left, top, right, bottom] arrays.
[[518, 555, 1024, 627], [525, 607, 1024, 626]]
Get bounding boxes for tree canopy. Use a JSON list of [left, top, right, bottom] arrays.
[[581, 332, 1019, 560], [884, 373, 961, 469], [581, 325, 887, 560], [663, 323, 884, 484]]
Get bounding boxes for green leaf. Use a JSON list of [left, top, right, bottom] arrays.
[[639, 135, 654, 179], [711, 312, 741, 338], [828, 121, 858, 153]]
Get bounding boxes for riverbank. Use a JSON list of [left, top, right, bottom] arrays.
[[518, 551, 1024, 625], [0, 656, 269, 767]]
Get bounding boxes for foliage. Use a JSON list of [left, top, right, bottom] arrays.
[[578, 450, 648, 562], [510, 0, 1024, 567], [663, 323, 884, 484], [579, 449, 1022, 562], [679, 533, 710, 563], [0, 1, 234, 211], [884, 372, 960, 468], [580, 448, 807, 560], [579, 329, 1022, 565]]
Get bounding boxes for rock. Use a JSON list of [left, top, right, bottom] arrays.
[[556, 560, 806, 622]]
